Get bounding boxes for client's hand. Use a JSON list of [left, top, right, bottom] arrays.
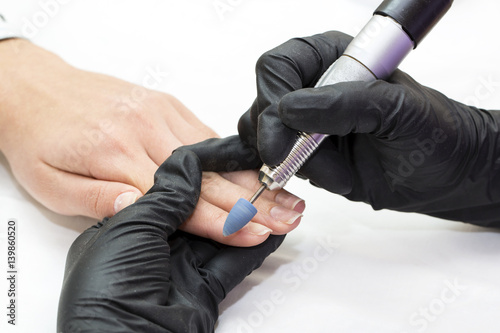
[[0, 39, 304, 246]]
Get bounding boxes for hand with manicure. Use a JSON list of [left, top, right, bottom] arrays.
[[0, 39, 304, 246]]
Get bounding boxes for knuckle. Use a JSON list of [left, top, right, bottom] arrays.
[[116, 89, 163, 120], [256, 50, 281, 71], [161, 92, 179, 105], [206, 210, 227, 234], [84, 184, 108, 219], [256, 38, 314, 72], [200, 172, 221, 191], [102, 134, 133, 157], [189, 205, 225, 240], [199, 127, 218, 140]]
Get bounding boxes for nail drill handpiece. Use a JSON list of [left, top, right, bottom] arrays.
[[223, 0, 453, 236]]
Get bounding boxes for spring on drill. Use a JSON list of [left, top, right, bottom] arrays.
[[269, 131, 321, 185]]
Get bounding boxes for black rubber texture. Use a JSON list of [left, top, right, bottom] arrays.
[[374, 0, 453, 47]]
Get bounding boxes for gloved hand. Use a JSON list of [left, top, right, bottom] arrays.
[[238, 31, 500, 227], [57, 136, 285, 333]]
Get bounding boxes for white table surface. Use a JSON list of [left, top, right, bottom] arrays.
[[1, 1, 500, 332]]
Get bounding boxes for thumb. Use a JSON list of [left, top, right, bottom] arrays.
[[55, 171, 143, 219], [11, 161, 143, 219]]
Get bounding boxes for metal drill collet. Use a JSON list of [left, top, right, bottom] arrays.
[[258, 132, 325, 191]]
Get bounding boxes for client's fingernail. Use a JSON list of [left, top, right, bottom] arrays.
[[270, 206, 303, 225], [114, 192, 138, 213], [275, 192, 306, 213], [293, 200, 306, 214], [245, 223, 273, 236]]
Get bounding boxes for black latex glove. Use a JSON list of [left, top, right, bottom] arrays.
[[238, 31, 500, 227], [57, 136, 285, 333]]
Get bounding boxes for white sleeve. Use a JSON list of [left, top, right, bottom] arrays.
[[0, 14, 22, 41]]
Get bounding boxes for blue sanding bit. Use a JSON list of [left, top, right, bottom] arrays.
[[222, 184, 265, 236], [223, 198, 259, 236]]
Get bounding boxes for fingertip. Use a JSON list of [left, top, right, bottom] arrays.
[[222, 222, 273, 247], [275, 191, 306, 214], [96, 186, 142, 219], [84, 182, 142, 219], [293, 200, 306, 214], [243, 222, 273, 237], [113, 191, 141, 215]]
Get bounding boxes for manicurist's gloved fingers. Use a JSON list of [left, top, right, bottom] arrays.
[[278, 79, 409, 137], [168, 231, 285, 310], [201, 234, 286, 302], [273, 64, 500, 227], [239, 31, 353, 166], [295, 138, 353, 195], [275, 73, 432, 196], [178, 135, 262, 171]]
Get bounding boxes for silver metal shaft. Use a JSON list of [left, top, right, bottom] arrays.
[[249, 183, 267, 204]]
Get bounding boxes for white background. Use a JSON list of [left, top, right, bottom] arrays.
[[1, 0, 500, 332]]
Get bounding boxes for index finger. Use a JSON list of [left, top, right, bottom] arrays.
[[241, 31, 353, 166]]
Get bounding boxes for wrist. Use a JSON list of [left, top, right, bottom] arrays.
[[0, 39, 71, 152], [0, 38, 68, 78]]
